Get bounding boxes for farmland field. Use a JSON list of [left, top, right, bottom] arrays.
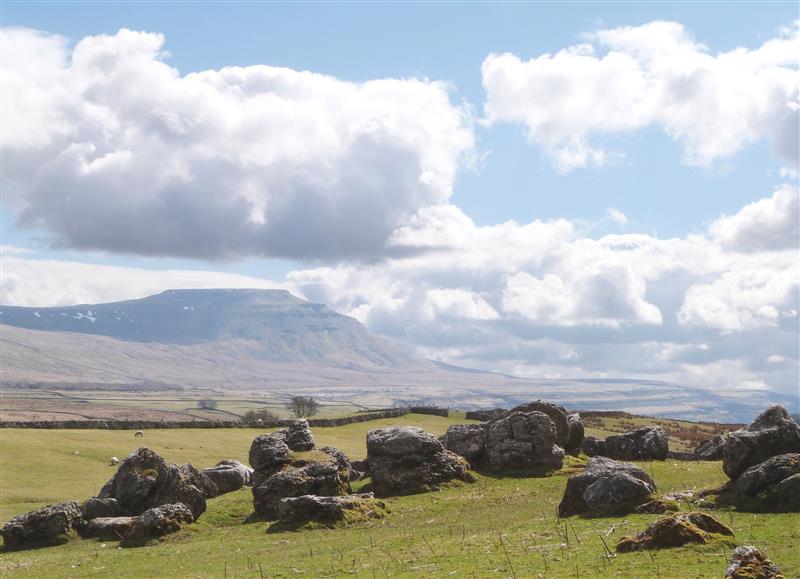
[[1, 414, 798, 578]]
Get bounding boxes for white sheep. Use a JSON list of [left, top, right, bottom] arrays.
[[72, 450, 80, 456], [110, 456, 119, 466], [134, 430, 144, 438]]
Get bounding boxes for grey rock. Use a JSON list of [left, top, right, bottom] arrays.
[[735, 453, 800, 511], [98, 447, 207, 520], [252, 453, 350, 519], [285, 419, 315, 451], [80, 516, 135, 539], [723, 405, 800, 480], [565, 413, 585, 455], [81, 497, 122, 521], [0, 501, 81, 550], [248, 432, 291, 474], [319, 446, 358, 481], [483, 411, 565, 471], [725, 546, 784, 579], [121, 503, 194, 547], [276, 493, 387, 526], [581, 436, 606, 457], [367, 426, 472, 496], [202, 460, 253, 494], [442, 423, 486, 463], [180, 463, 219, 499], [604, 426, 668, 461], [558, 456, 656, 517], [694, 434, 726, 460], [505, 401, 570, 448]]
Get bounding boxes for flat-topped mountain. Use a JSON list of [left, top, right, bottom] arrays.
[[0, 289, 420, 368]]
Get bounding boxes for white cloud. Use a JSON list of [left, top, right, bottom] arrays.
[[1, 27, 474, 260], [0, 257, 282, 307], [606, 207, 629, 226], [710, 184, 799, 252], [482, 20, 799, 172]]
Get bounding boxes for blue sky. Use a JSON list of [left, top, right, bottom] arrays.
[[1, 2, 798, 402]]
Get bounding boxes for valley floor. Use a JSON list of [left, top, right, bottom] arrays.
[[1, 416, 798, 578]]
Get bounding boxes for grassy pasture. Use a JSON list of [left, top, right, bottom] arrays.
[[1, 415, 798, 578]]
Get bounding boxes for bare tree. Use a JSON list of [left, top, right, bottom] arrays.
[[285, 396, 320, 419]]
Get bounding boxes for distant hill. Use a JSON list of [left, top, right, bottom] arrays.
[[1, 289, 795, 423]]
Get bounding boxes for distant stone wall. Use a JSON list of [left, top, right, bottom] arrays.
[[407, 406, 449, 417], [0, 408, 410, 430], [465, 408, 506, 422]]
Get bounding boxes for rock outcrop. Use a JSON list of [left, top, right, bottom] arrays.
[[0, 501, 81, 550], [442, 423, 486, 464], [505, 401, 570, 448], [80, 516, 135, 539], [81, 497, 121, 521], [120, 503, 194, 547], [285, 419, 315, 451], [97, 448, 208, 519], [722, 405, 800, 480], [581, 436, 606, 457], [202, 460, 253, 494], [484, 411, 565, 471], [735, 453, 800, 511], [604, 426, 669, 461], [565, 413, 585, 455], [558, 456, 656, 517], [725, 546, 784, 579], [275, 493, 388, 528], [694, 434, 726, 460], [617, 512, 733, 552], [367, 426, 472, 496]]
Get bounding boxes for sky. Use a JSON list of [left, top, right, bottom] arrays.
[[1, 2, 798, 402]]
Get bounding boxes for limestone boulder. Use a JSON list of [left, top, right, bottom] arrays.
[[442, 423, 486, 464], [558, 456, 656, 517], [617, 512, 733, 552], [120, 503, 194, 548], [79, 516, 135, 540], [725, 546, 784, 579], [735, 453, 800, 511], [505, 401, 570, 448], [484, 411, 565, 471], [248, 432, 291, 474], [581, 436, 606, 457], [97, 447, 207, 520], [81, 497, 122, 521], [367, 426, 472, 496], [565, 413, 585, 455], [285, 419, 315, 451], [276, 493, 388, 527], [694, 434, 726, 460], [604, 426, 668, 461], [723, 405, 800, 480], [202, 460, 253, 494], [0, 501, 81, 550]]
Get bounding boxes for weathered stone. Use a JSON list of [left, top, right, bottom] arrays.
[[558, 456, 656, 517], [581, 436, 606, 457], [252, 450, 351, 520], [735, 453, 800, 511], [723, 405, 800, 480], [617, 512, 733, 552], [367, 426, 472, 496], [276, 493, 388, 527], [0, 501, 81, 550], [80, 516, 135, 539], [98, 447, 207, 520], [604, 426, 669, 461], [634, 499, 678, 514], [285, 419, 315, 451], [484, 411, 565, 471], [248, 433, 291, 474], [81, 497, 122, 521], [694, 434, 726, 460], [202, 460, 253, 494], [319, 446, 359, 481], [442, 423, 486, 463], [121, 503, 194, 547], [180, 463, 219, 499], [505, 401, 570, 448], [565, 413, 584, 455], [725, 546, 784, 579]]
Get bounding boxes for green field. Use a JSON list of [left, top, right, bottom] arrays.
[[1, 415, 798, 578]]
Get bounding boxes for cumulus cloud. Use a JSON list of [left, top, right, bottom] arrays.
[[710, 184, 799, 252], [607, 208, 629, 226], [0, 256, 282, 307], [482, 20, 799, 172], [0, 27, 474, 260]]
